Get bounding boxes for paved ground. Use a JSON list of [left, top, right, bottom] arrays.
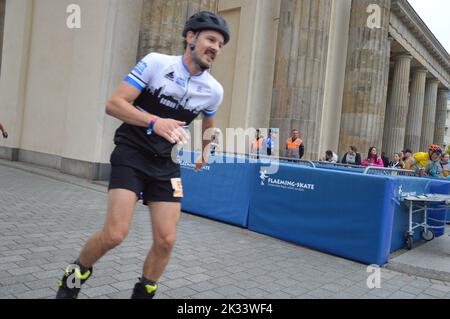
[[387, 225, 450, 282], [1, 161, 450, 299]]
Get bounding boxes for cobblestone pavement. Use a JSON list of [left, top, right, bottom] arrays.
[[1, 163, 450, 299]]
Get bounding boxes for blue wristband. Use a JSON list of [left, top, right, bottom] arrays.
[[146, 117, 159, 135]]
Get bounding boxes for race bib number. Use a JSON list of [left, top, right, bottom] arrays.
[[171, 178, 184, 198]]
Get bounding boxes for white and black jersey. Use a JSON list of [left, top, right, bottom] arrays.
[[114, 53, 224, 157]]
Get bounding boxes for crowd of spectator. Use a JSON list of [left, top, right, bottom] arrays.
[[250, 128, 304, 160], [247, 127, 449, 180], [319, 144, 450, 180]]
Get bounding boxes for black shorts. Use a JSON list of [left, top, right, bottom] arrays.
[[108, 145, 182, 204]]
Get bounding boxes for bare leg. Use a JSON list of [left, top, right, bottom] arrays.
[[78, 189, 137, 267], [142, 202, 181, 281]]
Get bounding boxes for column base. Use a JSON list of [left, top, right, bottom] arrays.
[[0, 146, 110, 180]]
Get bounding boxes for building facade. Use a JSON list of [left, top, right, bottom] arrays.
[[444, 93, 450, 150], [0, 0, 449, 179]]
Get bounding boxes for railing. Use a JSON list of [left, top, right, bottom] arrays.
[[222, 152, 317, 168], [276, 156, 316, 168], [208, 151, 419, 177], [363, 166, 416, 177], [311, 161, 363, 170]]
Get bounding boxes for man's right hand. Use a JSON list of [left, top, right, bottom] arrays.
[[153, 118, 188, 145], [2, 132, 7, 139]]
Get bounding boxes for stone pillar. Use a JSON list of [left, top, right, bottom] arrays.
[[138, 0, 218, 59], [420, 79, 440, 150], [382, 54, 412, 156], [338, 0, 391, 155], [404, 69, 427, 152], [270, 0, 332, 160], [0, 0, 33, 160], [434, 89, 450, 146], [319, 0, 352, 158], [0, 0, 5, 76]]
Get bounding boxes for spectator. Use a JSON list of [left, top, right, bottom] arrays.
[[424, 147, 444, 178], [362, 146, 384, 167], [250, 129, 264, 159], [381, 152, 390, 167], [400, 148, 414, 170], [389, 153, 404, 169], [265, 129, 274, 156], [440, 153, 450, 178], [321, 150, 338, 163], [398, 150, 405, 169], [0, 122, 7, 139], [341, 146, 361, 166], [285, 129, 304, 159], [402, 148, 413, 162], [405, 144, 441, 172]]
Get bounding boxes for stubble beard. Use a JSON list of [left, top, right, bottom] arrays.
[[192, 50, 211, 71]]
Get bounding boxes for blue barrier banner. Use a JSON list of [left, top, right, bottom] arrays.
[[180, 152, 256, 227], [248, 163, 395, 265], [179, 150, 449, 265]]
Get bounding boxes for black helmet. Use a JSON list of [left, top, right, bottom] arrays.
[[182, 11, 230, 44]]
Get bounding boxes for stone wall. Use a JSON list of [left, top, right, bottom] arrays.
[[0, 0, 5, 76], [137, 0, 217, 59]]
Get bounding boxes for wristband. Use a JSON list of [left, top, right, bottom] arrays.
[[146, 117, 159, 135]]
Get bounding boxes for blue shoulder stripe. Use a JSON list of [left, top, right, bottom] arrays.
[[124, 76, 144, 91], [202, 110, 217, 117], [130, 72, 147, 86]]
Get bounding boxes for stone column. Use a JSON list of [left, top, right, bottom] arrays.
[[420, 79, 440, 150], [0, 0, 5, 76], [380, 55, 411, 157], [270, 0, 332, 160], [0, 0, 33, 160], [404, 69, 427, 152], [434, 89, 450, 146], [138, 0, 218, 59], [338, 0, 391, 155]]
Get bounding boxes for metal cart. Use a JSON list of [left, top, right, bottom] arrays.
[[401, 194, 450, 250]]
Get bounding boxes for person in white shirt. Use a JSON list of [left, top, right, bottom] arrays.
[[56, 11, 230, 300]]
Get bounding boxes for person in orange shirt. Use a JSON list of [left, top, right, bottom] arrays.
[[285, 129, 304, 159], [250, 129, 264, 159]]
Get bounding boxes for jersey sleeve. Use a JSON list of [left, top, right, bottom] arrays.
[[413, 152, 429, 167], [202, 83, 224, 117], [123, 53, 158, 91]]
